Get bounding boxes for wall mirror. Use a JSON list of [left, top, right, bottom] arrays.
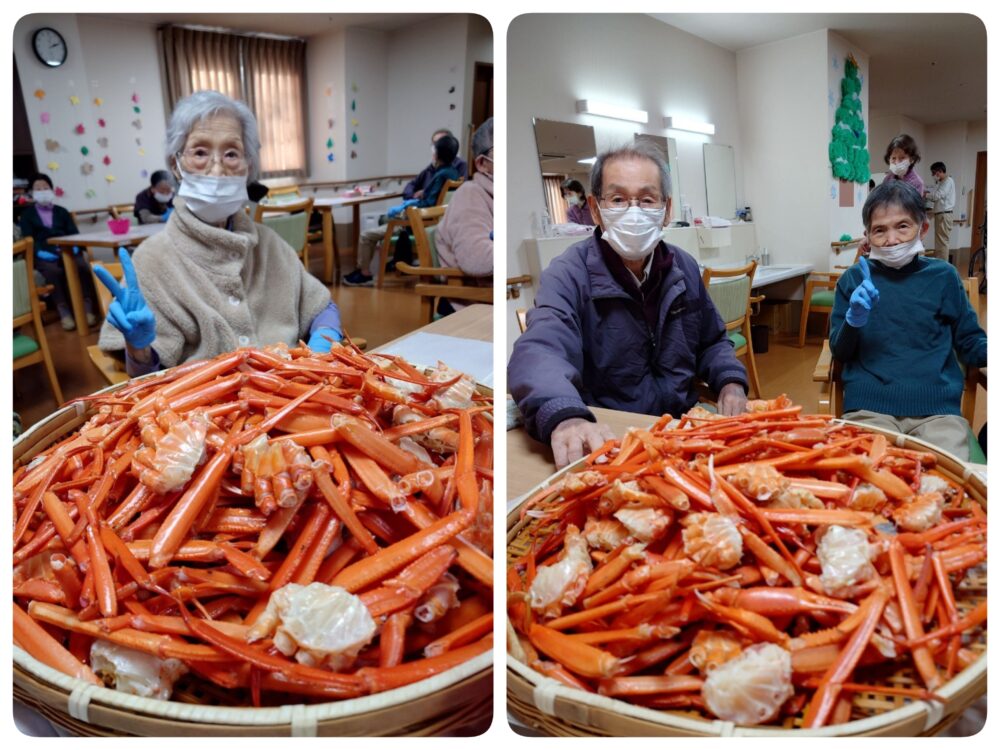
[[634, 133, 680, 220], [703, 142, 737, 219], [532, 118, 596, 223]]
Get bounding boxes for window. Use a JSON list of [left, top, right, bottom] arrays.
[[160, 26, 306, 178]]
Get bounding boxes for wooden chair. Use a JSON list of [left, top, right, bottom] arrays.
[[86, 260, 129, 385], [798, 242, 863, 347], [396, 205, 492, 324], [259, 185, 324, 245], [254, 197, 316, 269], [13, 238, 63, 406], [71, 207, 114, 227], [109, 203, 137, 225], [439, 178, 465, 207], [516, 308, 528, 334], [701, 262, 763, 399], [814, 276, 985, 461]]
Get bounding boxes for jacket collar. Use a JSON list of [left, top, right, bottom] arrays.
[[473, 171, 493, 197], [585, 230, 675, 299], [169, 197, 260, 274]]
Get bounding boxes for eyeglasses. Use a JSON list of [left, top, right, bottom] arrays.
[[599, 194, 666, 212], [177, 147, 247, 174]]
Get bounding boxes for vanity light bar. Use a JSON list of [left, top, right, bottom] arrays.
[[578, 157, 597, 165], [664, 116, 716, 135], [576, 100, 649, 124]]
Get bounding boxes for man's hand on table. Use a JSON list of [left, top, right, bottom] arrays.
[[551, 418, 616, 470], [717, 383, 748, 416]]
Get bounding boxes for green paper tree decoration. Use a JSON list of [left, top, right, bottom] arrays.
[[828, 56, 870, 184]]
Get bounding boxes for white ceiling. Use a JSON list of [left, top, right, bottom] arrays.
[[86, 13, 443, 39], [651, 13, 986, 124]]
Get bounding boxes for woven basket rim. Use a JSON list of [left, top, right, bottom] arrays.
[[506, 415, 987, 736], [15, 645, 492, 726]]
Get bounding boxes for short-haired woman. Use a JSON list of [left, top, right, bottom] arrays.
[[560, 178, 594, 226], [882, 133, 925, 196]]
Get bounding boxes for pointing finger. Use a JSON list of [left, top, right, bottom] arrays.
[[859, 255, 871, 282]]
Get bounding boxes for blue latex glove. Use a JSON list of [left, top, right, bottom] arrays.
[[846, 256, 880, 328], [307, 327, 343, 353], [386, 199, 419, 219], [93, 247, 157, 348], [162, 207, 173, 222]]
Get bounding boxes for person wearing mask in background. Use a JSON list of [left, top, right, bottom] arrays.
[[95, 90, 341, 376], [830, 181, 985, 460], [344, 134, 461, 286], [402, 128, 468, 200], [434, 118, 494, 316], [18, 173, 98, 330], [925, 161, 956, 262], [882, 133, 925, 197], [133, 170, 176, 224], [560, 178, 595, 226], [508, 143, 748, 469]]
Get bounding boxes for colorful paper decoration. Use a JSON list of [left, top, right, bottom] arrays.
[[327, 153, 334, 163], [326, 137, 333, 148], [40, 112, 50, 124], [69, 95, 80, 105], [80, 146, 89, 156], [328, 118, 334, 129], [352, 82, 358, 93], [98, 118, 106, 127], [351, 118, 358, 127], [47, 161, 59, 171], [449, 103, 456, 110], [133, 106, 141, 114], [136, 138, 142, 145], [97, 137, 109, 148], [131, 93, 140, 103], [45, 139, 60, 152], [94, 97, 103, 106], [85, 188, 96, 199], [448, 86, 455, 93], [828, 55, 869, 184], [105, 174, 116, 183], [325, 86, 332, 97], [75, 124, 85, 135], [54, 187, 65, 197], [81, 163, 94, 175], [351, 99, 356, 111], [140, 169, 149, 178], [132, 119, 142, 130], [351, 150, 357, 159], [138, 148, 145, 156], [103, 155, 111, 165], [351, 133, 358, 144], [34, 89, 46, 100]]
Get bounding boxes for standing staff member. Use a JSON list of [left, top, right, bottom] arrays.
[[926, 161, 956, 262]]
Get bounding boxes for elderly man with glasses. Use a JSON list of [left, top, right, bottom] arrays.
[[508, 142, 748, 468], [96, 90, 341, 376]]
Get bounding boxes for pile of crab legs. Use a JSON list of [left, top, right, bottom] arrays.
[[14, 342, 493, 704], [508, 397, 986, 728]]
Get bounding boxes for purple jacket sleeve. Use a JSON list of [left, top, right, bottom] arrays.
[[125, 347, 162, 378], [507, 261, 596, 443], [309, 301, 342, 335]]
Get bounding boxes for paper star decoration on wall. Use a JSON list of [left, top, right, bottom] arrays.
[[327, 153, 334, 162], [97, 137, 109, 148], [47, 161, 60, 171], [75, 124, 85, 135], [105, 174, 116, 183], [132, 93, 140, 103], [85, 188, 96, 198], [81, 163, 94, 175], [45, 139, 60, 152], [80, 146, 89, 155], [69, 95, 80, 105], [54, 187, 65, 198], [34, 89, 46, 100], [103, 155, 112, 165], [40, 112, 50, 124], [93, 97, 103, 106]]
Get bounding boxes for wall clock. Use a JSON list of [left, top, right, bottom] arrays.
[[32, 27, 67, 68]]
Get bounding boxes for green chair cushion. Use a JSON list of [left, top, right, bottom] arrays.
[[727, 330, 747, 350], [809, 289, 835, 308], [13, 333, 39, 359]]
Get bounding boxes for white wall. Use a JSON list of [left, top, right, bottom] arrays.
[[14, 14, 169, 210], [344, 28, 388, 180], [463, 14, 494, 151], [305, 29, 347, 182], [385, 15, 471, 175]]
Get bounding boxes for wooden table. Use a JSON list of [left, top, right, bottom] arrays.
[[506, 406, 658, 503], [48, 223, 164, 336], [312, 191, 403, 284], [373, 303, 493, 352]]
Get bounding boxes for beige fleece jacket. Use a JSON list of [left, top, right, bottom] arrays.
[[435, 172, 494, 277], [98, 197, 331, 368]]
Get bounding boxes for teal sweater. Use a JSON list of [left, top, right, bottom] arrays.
[[830, 256, 986, 417]]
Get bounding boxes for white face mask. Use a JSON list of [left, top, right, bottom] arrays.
[[566, 194, 580, 207], [154, 190, 174, 204], [33, 190, 55, 206], [869, 236, 924, 268], [600, 205, 666, 261], [177, 167, 248, 224], [889, 160, 910, 177]]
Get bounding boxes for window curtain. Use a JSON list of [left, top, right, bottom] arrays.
[[159, 27, 307, 178], [243, 36, 307, 178], [543, 176, 568, 224]]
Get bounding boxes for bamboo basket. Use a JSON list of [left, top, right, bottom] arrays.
[[506, 420, 987, 737], [14, 388, 493, 737]]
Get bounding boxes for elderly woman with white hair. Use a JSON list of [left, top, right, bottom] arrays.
[[96, 90, 341, 376], [432, 117, 493, 315]]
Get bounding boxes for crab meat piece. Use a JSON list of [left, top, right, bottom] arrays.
[[90, 640, 187, 701], [919, 474, 953, 499], [816, 525, 876, 595], [563, 470, 607, 495], [398, 436, 435, 465], [682, 513, 743, 570], [702, 643, 794, 725], [135, 412, 211, 494], [582, 516, 630, 551], [246, 582, 376, 671], [770, 487, 824, 510], [685, 406, 724, 422], [613, 507, 671, 543], [848, 482, 887, 512], [529, 524, 593, 617], [415, 572, 460, 623], [600, 479, 650, 507], [892, 491, 945, 533], [428, 362, 476, 411], [690, 629, 743, 674], [730, 464, 788, 503], [745, 395, 793, 413]]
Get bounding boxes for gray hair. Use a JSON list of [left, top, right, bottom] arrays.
[[590, 142, 671, 202], [165, 90, 262, 182], [862, 180, 926, 229], [472, 117, 493, 158]]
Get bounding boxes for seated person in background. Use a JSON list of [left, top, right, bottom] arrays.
[[344, 134, 460, 286], [18, 173, 98, 330], [561, 178, 595, 226], [96, 90, 341, 377], [402, 127, 468, 200], [881, 133, 925, 197], [508, 142, 748, 468], [830, 180, 986, 461], [434, 117, 494, 316], [133, 170, 175, 224]]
